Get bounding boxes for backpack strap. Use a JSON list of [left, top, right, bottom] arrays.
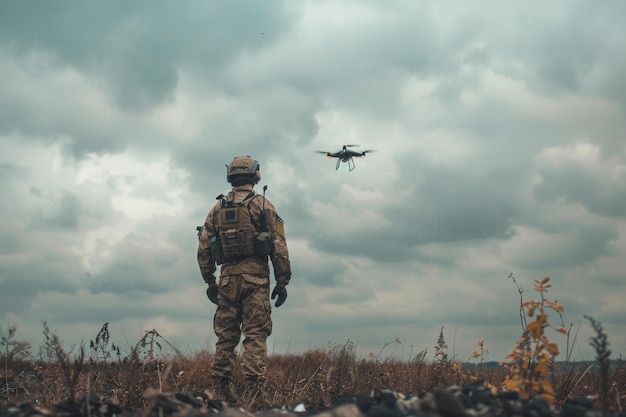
[[240, 191, 257, 205]]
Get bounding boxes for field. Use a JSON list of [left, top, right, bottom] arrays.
[[1, 277, 625, 414]]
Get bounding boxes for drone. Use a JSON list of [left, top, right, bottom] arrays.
[[315, 144, 375, 171]]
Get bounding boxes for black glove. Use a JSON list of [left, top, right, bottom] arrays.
[[206, 282, 218, 305], [271, 283, 287, 307]]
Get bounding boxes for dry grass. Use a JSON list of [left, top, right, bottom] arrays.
[[1, 276, 625, 413], [1, 340, 624, 413]]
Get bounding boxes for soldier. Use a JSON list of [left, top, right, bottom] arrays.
[[197, 156, 292, 408]]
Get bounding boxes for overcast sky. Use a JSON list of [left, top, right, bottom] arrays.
[[1, 1, 625, 365]]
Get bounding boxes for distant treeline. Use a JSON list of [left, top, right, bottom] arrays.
[[465, 360, 623, 371]]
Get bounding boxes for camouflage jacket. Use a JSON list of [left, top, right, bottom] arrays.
[[197, 184, 291, 285]]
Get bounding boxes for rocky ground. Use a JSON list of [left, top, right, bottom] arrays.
[[1, 382, 624, 417]]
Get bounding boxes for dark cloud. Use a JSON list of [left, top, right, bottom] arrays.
[[0, 1, 296, 161], [0, 256, 81, 314], [0, 163, 28, 213], [297, 262, 346, 288], [407, 166, 517, 242], [49, 302, 195, 325], [517, 224, 616, 270], [0, 1, 292, 109], [303, 160, 519, 262], [534, 162, 626, 218], [87, 263, 169, 295], [0, 235, 22, 256], [0, 162, 28, 179], [84, 231, 185, 295], [315, 238, 414, 264], [32, 191, 82, 230]]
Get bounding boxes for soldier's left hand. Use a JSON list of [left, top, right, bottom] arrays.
[[271, 283, 287, 307], [206, 282, 218, 305]]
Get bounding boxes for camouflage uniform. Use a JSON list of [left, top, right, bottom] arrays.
[[197, 183, 291, 391]]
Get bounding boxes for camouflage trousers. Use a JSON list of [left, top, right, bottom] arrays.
[[212, 274, 272, 381]]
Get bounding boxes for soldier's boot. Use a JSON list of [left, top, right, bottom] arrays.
[[212, 377, 238, 407], [240, 377, 266, 411]]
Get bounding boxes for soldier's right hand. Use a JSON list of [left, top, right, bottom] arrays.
[[206, 282, 218, 305]]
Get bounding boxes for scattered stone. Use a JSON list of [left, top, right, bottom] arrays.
[[2, 383, 624, 417]]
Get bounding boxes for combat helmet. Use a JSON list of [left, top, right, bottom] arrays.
[[226, 156, 261, 185]]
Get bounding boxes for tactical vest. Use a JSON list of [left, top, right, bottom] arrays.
[[216, 192, 259, 261]]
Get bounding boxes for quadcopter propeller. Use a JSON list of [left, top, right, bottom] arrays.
[[315, 144, 360, 152]]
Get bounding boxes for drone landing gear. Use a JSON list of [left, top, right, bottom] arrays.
[[336, 158, 356, 170]]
